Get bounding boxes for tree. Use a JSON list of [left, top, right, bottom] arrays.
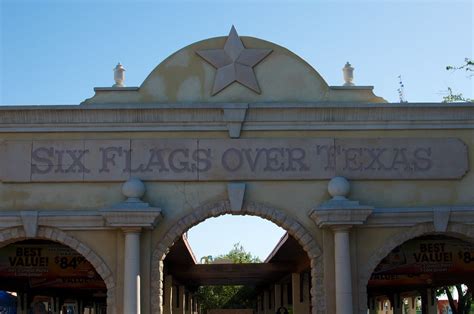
[[442, 58, 473, 103], [440, 285, 472, 314], [195, 243, 261, 313]]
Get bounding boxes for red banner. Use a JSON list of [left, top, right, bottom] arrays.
[[369, 237, 474, 287], [0, 243, 105, 289]]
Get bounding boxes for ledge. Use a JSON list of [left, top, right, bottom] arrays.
[[329, 86, 374, 90], [0, 102, 472, 133], [0, 206, 473, 230], [93, 87, 140, 92]]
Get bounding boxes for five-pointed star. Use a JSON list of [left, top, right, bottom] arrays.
[[196, 26, 272, 95]]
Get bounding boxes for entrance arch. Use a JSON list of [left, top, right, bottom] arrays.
[[151, 200, 325, 314], [0, 226, 116, 314], [358, 222, 474, 313]]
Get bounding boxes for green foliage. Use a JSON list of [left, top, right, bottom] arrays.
[[442, 87, 472, 103], [443, 58, 473, 103], [195, 243, 260, 313], [446, 58, 474, 75], [439, 285, 473, 314], [221, 243, 261, 264]]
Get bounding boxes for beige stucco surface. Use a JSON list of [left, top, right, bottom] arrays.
[[1, 128, 473, 314], [1, 129, 473, 211], [83, 36, 385, 104]]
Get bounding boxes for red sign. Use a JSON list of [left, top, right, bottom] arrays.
[[0, 243, 105, 289], [369, 237, 474, 287]]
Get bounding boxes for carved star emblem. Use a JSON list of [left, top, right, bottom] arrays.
[[196, 26, 272, 95]]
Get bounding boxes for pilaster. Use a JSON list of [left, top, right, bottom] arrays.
[[100, 178, 162, 314], [309, 177, 373, 314]]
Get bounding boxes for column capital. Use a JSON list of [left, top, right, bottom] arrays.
[[330, 225, 353, 232], [122, 227, 142, 234], [101, 202, 162, 229], [309, 199, 373, 228]]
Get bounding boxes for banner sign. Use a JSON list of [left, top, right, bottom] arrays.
[[0, 138, 468, 182], [369, 237, 474, 287], [0, 243, 105, 289]]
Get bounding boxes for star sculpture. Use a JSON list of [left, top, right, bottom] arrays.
[[196, 26, 272, 95]]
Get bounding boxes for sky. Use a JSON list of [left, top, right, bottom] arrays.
[[0, 0, 473, 260]]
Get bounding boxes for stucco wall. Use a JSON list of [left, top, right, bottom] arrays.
[[1, 127, 473, 313]]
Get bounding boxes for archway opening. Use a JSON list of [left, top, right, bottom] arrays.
[[367, 234, 474, 314], [0, 239, 107, 314], [161, 213, 313, 314]]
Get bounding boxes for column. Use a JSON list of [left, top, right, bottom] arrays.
[[194, 298, 201, 314], [123, 227, 141, 314], [17, 292, 27, 314], [367, 296, 377, 314], [263, 290, 271, 314], [173, 285, 186, 314], [309, 177, 373, 314], [186, 292, 193, 314], [333, 226, 353, 314], [269, 288, 275, 313], [257, 295, 263, 314], [391, 293, 402, 314], [274, 284, 282, 310], [407, 297, 417, 314], [163, 275, 173, 314], [51, 297, 60, 314], [421, 289, 437, 314], [292, 273, 308, 314], [282, 284, 289, 307]]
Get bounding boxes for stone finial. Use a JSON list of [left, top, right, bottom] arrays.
[[122, 177, 145, 202], [113, 62, 126, 87], [328, 176, 350, 200], [342, 62, 355, 86]]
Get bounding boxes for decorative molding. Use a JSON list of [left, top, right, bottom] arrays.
[[310, 199, 373, 228], [101, 201, 162, 229], [0, 102, 473, 133], [0, 206, 473, 230], [227, 182, 246, 212], [330, 86, 374, 90], [20, 211, 38, 237], [93, 87, 139, 92], [223, 104, 247, 138], [433, 208, 451, 232], [363, 206, 474, 227]]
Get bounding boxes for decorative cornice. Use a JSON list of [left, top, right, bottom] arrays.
[[0, 206, 473, 230], [310, 199, 373, 228], [100, 200, 162, 229], [363, 206, 474, 227], [0, 102, 472, 132]]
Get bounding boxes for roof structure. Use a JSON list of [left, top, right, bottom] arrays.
[[164, 232, 309, 287]]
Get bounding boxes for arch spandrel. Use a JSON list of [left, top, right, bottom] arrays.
[[83, 29, 386, 104]]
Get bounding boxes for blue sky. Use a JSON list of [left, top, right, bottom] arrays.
[[1, 0, 472, 260], [1, 0, 472, 105]]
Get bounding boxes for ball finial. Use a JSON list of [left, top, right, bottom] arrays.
[[121, 177, 145, 200], [328, 176, 350, 200]]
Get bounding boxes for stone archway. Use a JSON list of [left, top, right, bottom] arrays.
[[0, 226, 117, 314], [357, 222, 474, 314], [151, 200, 325, 314]]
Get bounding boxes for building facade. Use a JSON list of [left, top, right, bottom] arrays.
[[0, 27, 473, 314]]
